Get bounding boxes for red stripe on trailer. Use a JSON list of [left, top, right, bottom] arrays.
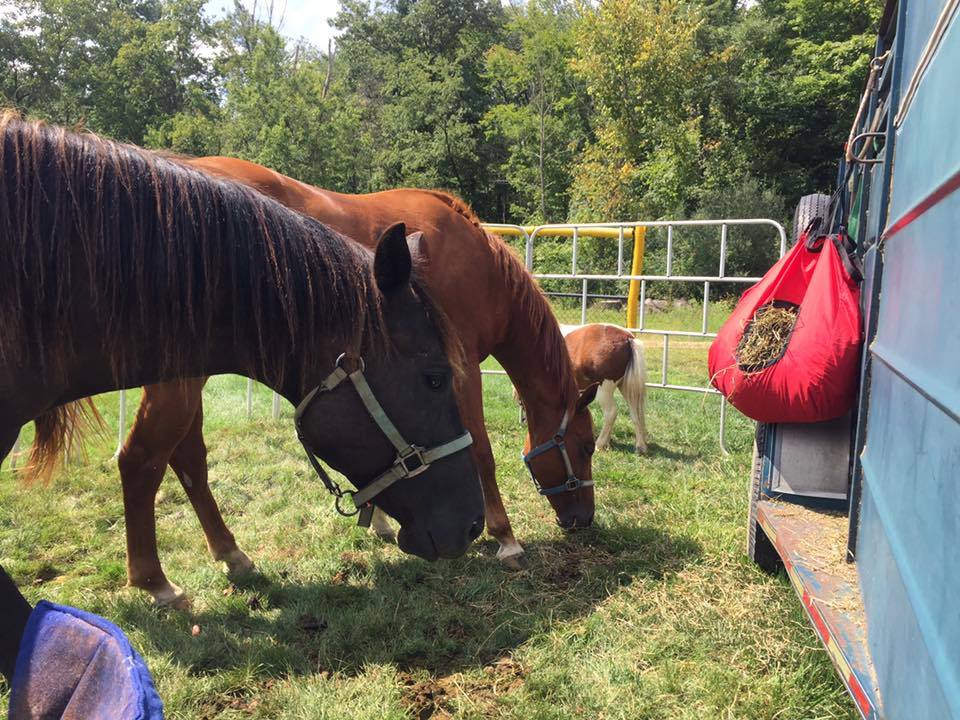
[[849, 672, 873, 719], [883, 166, 960, 241], [802, 590, 831, 644]]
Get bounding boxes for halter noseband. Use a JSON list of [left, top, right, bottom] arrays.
[[294, 353, 473, 527], [522, 410, 593, 496]]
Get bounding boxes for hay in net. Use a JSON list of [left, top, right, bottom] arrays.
[[736, 303, 798, 373]]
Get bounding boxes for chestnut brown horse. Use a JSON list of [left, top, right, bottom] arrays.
[[562, 324, 649, 453], [0, 115, 485, 663], [117, 157, 597, 605]]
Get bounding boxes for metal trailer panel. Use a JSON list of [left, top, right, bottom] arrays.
[[897, 0, 953, 110], [889, 3, 960, 225], [857, 10, 960, 715]]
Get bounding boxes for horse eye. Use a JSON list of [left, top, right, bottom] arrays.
[[425, 373, 445, 391], [585, 441, 596, 456]]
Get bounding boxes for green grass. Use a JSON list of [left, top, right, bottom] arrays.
[[0, 307, 855, 720]]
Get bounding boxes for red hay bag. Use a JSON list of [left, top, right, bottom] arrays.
[[708, 234, 862, 423]]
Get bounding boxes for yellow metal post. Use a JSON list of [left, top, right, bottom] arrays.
[[626, 227, 646, 328]]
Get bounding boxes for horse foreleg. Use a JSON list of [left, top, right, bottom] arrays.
[[0, 564, 31, 682], [595, 380, 618, 451], [168, 399, 253, 578], [462, 365, 525, 569]]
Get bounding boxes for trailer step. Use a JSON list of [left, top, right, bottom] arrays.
[[756, 500, 884, 720]]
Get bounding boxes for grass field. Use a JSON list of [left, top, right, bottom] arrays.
[[0, 303, 856, 719]]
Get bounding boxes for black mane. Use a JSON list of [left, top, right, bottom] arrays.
[[0, 112, 387, 387]]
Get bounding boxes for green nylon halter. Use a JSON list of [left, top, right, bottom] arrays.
[[294, 354, 473, 527]]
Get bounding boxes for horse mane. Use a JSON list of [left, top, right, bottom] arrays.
[[0, 112, 396, 481], [423, 190, 579, 407], [0, 111, 390, 380]]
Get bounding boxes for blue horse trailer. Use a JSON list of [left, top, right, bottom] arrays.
[[747, 1, 960, 718]]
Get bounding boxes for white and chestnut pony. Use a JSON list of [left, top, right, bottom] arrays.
[[560, 324, 649, 453]]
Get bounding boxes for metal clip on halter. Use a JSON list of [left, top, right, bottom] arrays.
[[294, 353, 473, 527]]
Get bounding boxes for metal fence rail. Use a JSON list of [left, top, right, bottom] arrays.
[[482, 219, 787, 453], [5, 218, 785, 469]]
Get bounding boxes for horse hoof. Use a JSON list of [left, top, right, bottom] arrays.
[[153, 583, 191, 610], [496, 545, 527, 571], [221, 549, 255, 577], [635, 444, 648, 454], [596, 442, 610, 452]]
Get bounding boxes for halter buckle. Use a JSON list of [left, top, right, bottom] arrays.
[[396, 445, 429, 477], [565, 477, 581, 491]]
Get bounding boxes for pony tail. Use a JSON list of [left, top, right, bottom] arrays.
[[617, 337, 648, 447], [22, 400, 105, 484]]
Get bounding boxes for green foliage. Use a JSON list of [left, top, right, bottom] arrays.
[[1, 0, 882, 271], [1, 0, 215, 144], [721, 0, 882, 200], [331, 0, 505, 212], [482, 0, 589, 222], [570, 0, 705, 220]]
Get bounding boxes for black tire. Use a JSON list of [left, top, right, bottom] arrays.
[[747, 422, 782, 573], [791, 193, 832, 246]]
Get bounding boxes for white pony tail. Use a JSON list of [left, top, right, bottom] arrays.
[[617, 337, 648, 453]]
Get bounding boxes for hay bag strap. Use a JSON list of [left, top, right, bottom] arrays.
[[708, 229, 863, 424]]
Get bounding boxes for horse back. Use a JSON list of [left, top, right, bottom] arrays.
[[565, 324, 634, 387]]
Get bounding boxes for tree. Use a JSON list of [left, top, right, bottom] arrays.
[[332, 0, 505, 215], [482, 0, 590, 223], [570, 0, 705, 221], [722, 0, 882, 202], [1, 0, 215, 144]]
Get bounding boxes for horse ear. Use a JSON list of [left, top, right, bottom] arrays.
[[374, 222, 413, 295], [576, 382, 600, 411]]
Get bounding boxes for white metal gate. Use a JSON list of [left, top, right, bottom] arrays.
[[482, 219, 787, 453], [5, 218, 786, 469]]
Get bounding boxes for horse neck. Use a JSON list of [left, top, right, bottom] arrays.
[[55, 292, 316, 408], [493, 309, 574, 437]]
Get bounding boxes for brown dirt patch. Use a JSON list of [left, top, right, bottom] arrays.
[[332, 551, 370, 584], [540, 544, 615, 588], [399, 656, 526, 719]]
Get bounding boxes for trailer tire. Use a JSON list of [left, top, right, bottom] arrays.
[[792, 193, 832, 246], [748, 423, 782, 573]]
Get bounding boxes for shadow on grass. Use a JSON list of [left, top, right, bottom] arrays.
[[115, 520, 701, 681], [603, 439, 699, 462]]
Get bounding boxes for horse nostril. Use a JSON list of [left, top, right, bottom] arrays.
[[468, 515, 484, 541]]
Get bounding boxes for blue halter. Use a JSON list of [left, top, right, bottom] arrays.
[[522, 410, 593, 496]]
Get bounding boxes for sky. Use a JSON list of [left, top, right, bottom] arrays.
[[205, 0, 343, 48]]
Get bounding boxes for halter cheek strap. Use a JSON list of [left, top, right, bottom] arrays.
[[522, 410, 593, 496], [294, 354, 473, 527]]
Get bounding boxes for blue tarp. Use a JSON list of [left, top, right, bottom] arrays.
[[8, 600, 163, 719]]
